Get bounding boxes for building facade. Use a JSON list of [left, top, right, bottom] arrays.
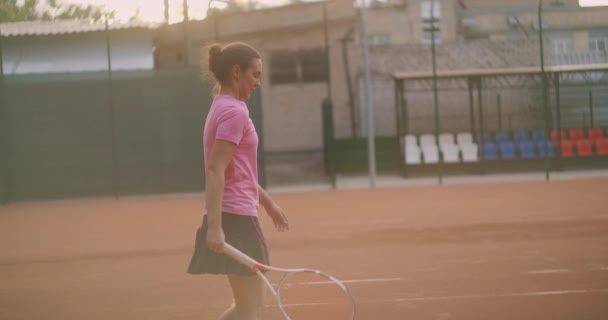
[[154, 0, 608, 153]]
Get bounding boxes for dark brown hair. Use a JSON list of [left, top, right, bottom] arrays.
[[208, 42, 261, 88]]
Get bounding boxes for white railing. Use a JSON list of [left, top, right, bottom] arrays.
[[553, 51, 608, 65]]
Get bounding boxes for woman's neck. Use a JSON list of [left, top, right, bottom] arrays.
[[219, 86, 239, 100]]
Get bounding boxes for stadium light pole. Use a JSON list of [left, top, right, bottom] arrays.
[[164, 0, 170, 24], [359, 0, 377, 188], [207, 0, 230, 41], [0, 25, 8, 204], [538, 0, 551, 182], [429, 0, 442, 185]]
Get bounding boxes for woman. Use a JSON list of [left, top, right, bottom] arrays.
[[188, 42, 289, 320]]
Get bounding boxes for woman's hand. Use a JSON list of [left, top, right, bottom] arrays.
[[266, 203, 289, 232], [206, 226, 225, 253]]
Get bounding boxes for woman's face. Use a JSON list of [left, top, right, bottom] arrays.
[[237, 58, 262, 100]]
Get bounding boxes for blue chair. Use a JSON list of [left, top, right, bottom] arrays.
[[532, 130, 545, 142], [475, 133, 493, 143], [536, 141, 554, 157], [495, 132, 511, 143], [499, 141, 516, 160], [483, 142, 498, 160], [513, 130, 529, 143], [519, 141, 536, 159]]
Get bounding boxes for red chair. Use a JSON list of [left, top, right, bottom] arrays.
[[597, 139, 608, 156], [551, 129, 568, 144], [575, 139, 593, 157], [569, 128, 585, 143], [588, 128, 605, 144], [561, 140, 574, 157]]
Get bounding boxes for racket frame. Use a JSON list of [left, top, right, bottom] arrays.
[[223, 242, 356, 320]]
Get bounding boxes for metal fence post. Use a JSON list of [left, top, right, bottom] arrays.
[[0, 28, 10, 204]]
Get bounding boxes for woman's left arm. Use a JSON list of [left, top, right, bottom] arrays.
[[258, 184, 289, 232]]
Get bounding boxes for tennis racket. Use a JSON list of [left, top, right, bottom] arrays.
[[223, 242, 356, 319]]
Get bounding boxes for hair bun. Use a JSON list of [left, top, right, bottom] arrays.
[[209, 44, 222, 58]]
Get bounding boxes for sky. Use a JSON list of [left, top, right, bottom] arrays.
[[18, 0, 608, 23], [52, 0, 293, 23]]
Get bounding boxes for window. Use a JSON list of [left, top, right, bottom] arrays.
[[270, 48, 328, 85], [590, 38, 608, 52], [269, 50, 298, 84], [368, 34, 391, 47], [421, 1, 441, 44], [552, 39, 573, 54]]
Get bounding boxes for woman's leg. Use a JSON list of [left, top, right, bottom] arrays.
[[218, 274, 264, 320]]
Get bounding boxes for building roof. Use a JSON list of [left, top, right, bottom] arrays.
[[0, 19, 159, 37]]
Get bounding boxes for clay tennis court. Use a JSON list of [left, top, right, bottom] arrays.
[[2, 177, 608, 320]]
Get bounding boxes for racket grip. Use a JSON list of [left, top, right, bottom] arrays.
[[223, 242, 263, 271]]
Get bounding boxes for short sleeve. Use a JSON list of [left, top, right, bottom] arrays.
[[215, 106, 249, 144]]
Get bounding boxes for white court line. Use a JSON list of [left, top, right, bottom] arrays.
[[387, 289, 608, 303], [272, 277, 403, 286], [527, 269, 572, 274], [274, 288, 608, 308]]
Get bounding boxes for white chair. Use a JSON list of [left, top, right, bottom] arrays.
[[456, 132, 474, 146], [460, 142, 479, 162], [421, 144, 439, 164], [419, 134, 436, 146], [440, 144, 461, 163], [439, 133, 455, 147], [404, 134, 418, 147], [404, 145, 422, 164]]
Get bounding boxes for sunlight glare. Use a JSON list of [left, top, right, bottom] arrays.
[[579, 0, 608, 6]]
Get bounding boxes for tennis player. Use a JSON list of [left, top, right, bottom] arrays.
[[188, 42, 289, 320]]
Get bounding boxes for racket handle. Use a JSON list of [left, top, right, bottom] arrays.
[[223, 242, 264, 271]]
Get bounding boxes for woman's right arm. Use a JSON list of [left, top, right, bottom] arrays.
[[205, 139, 237, 253]]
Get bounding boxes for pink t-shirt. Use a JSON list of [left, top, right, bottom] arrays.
[[204, 95, 259, 216]]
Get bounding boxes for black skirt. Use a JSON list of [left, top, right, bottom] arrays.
[[187, 212, 269, 276]]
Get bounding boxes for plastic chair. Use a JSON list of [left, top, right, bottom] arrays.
[[419, 134, 436, 146], [536, 141, 554, 157], [440, 144, 460, 163], [495, 132, 511, 143], [518, 141, 536, 159], [439, 133, 455, 147], [404, 134, 418, 147], [561, 140, 574, 158], [597, 139, 608, 156], [551, 129, 568, 144], [421, 144, 439, 164], [513, 130, 529, 143], [456, 132, 474, 146], [460, 143, 479, 162], [569, 128, 585, 143], [575, 140, 593, 157], [405, 145, 422, 164], [532, 130, 545, 142], [588, 128, 604, 144], [483, 142, 498, 160], [475, 132, 493, 143], [499, 141, 516, 160]]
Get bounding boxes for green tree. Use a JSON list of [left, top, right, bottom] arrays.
[[0, 0, 111, 23], [0, 0, 38, 22]]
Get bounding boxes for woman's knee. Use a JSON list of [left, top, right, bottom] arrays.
[[228, 275, 264, 315]]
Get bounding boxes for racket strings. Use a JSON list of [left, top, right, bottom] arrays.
[[265, 270, 356, 320]]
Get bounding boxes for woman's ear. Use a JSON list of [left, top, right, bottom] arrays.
[[231, 64, 241, 80]]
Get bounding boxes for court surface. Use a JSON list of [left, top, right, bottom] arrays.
[[1, 177, 608, 319]]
